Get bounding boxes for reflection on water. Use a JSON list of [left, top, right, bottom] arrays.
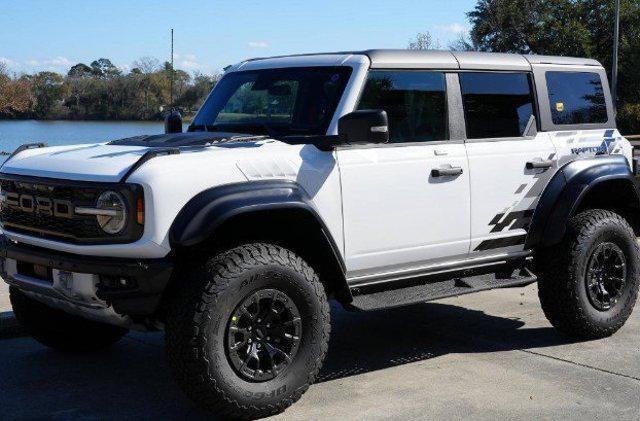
[[0, 120, 187, 164]]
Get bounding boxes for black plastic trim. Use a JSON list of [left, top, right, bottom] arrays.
[[0, 236, 173, 315], [0, 173, 144, 244], [0, 143, 47, 170], [170, 180, 346, 276], [525, 154, 640, 249], [120, 147, 180, 182]]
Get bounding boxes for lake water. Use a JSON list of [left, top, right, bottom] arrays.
[[0, 120, 174, 157]]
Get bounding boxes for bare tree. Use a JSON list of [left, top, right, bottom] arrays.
[[449, 33, 477, 52], [132, 57, 160, 74], [407, 31, 441, 50]]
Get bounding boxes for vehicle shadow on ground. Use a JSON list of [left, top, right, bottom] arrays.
[[0, 301, 577, 420], [316, 301, 574, 383]]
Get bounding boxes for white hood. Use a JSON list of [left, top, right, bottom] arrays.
[[0, 143, 150, 182], [0, 132, 274, 183]]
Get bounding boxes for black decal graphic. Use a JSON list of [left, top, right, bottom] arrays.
[[474, 234, 527, 251], [489, 209, 535, 233]]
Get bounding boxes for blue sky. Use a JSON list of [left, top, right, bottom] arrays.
[[1, 0, 477, 75]]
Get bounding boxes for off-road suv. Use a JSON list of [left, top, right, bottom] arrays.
[[2, 50, 639, 419]]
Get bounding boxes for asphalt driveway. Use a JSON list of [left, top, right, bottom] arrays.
[[1, 281, 639, 420]]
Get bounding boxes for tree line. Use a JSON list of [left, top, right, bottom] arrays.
[[1, 0, 639, 133], [462, 0, 640, 134], [409, 1, 640, 134], [0, 57, 218, 121]]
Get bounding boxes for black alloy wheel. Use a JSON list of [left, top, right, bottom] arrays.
[[585, 242, 627, 311], [226, 288, 302, 382]]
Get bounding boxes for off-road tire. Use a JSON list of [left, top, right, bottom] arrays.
[[9, 286, 128, 351], [537, 209, 640, 339], [165, 243, 330, 420]]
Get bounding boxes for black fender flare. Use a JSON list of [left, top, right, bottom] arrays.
[[169, 180, 349, 297], [525, 155, 640, 249]]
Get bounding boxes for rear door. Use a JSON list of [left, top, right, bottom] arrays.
[[337, 70, 471, 279], [460, 71, 558, 255]]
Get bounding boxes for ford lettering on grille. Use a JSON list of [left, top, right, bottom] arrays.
[[3, 192, 74, 218]]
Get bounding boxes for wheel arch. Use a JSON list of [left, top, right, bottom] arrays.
[[168, 180, 351, 303], [526, 155, 640, 249]]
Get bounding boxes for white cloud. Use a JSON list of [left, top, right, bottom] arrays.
[[435, 23, 469, 34], [171, 53, 203, 71], [26, 59, 40, 67], [43, 56, 72, 67], [180, 60, 202, 70], [0, 57, 18, 68], [117, 63, 131, 73], [176, 53, 197, 61], [248, 41, 268, 48]]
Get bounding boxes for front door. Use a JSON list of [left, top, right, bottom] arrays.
[[337, 70, 470, 280]]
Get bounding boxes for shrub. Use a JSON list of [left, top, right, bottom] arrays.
[[618, 103, 640, 135]]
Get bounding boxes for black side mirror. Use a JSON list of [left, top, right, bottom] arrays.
[[338, 110, 389, 144], [165, 109, 183, 134]]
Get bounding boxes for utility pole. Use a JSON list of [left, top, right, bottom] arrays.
[[170, 28, 174, 108], [612, 0, 620, 113]]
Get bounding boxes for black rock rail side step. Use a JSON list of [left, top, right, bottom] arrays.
[[348, 269, 537, 312]]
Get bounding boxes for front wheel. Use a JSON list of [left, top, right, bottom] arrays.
[[165, 243, 330, 420], [537, 209, 640, 339]]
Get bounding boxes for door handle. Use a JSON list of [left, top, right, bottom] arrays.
[[526, 159, 554, 170], [432, 166, 463, 177]]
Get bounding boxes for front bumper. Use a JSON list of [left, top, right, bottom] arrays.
[[0, 236, 173, 325]]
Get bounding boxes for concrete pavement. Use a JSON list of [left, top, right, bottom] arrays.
[[0, 280, 10, 310], [1, 282, 639, 420]]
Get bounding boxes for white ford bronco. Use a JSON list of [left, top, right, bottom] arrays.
[[2, 50, 639, 419]]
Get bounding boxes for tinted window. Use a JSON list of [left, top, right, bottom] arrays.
[[357, 71, 447, 143], [546, 72, 608, 125], [191, 67, 352, 136], [459, 72, 536, 139]]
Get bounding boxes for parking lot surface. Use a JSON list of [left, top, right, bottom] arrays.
[[1, 281, 639, 420]]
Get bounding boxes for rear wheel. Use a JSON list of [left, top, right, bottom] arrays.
[[165, 243, 330, 420], [537, 209, 640, 339], [9, 287, 128, 352]]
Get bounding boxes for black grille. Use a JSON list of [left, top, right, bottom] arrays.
[[0, 176, 144, 244]]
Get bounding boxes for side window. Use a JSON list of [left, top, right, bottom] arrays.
[[546, 72, 608, 125], [357, 71, 448, 143], [459, 72, 536, 139]]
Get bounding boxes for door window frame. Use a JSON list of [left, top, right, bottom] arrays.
[[453, 70, 542, 143], [338, 69, 463, 149]]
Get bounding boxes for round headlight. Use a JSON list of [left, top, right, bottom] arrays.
[[96, 191, 127, 234]]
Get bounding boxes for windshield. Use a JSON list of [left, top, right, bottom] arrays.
[[190, 66, 353, 137]]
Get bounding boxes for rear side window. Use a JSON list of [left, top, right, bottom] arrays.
[[459, 72, 536, 139], [546, 72, 608, 125], [357, 71, 448, 143]]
